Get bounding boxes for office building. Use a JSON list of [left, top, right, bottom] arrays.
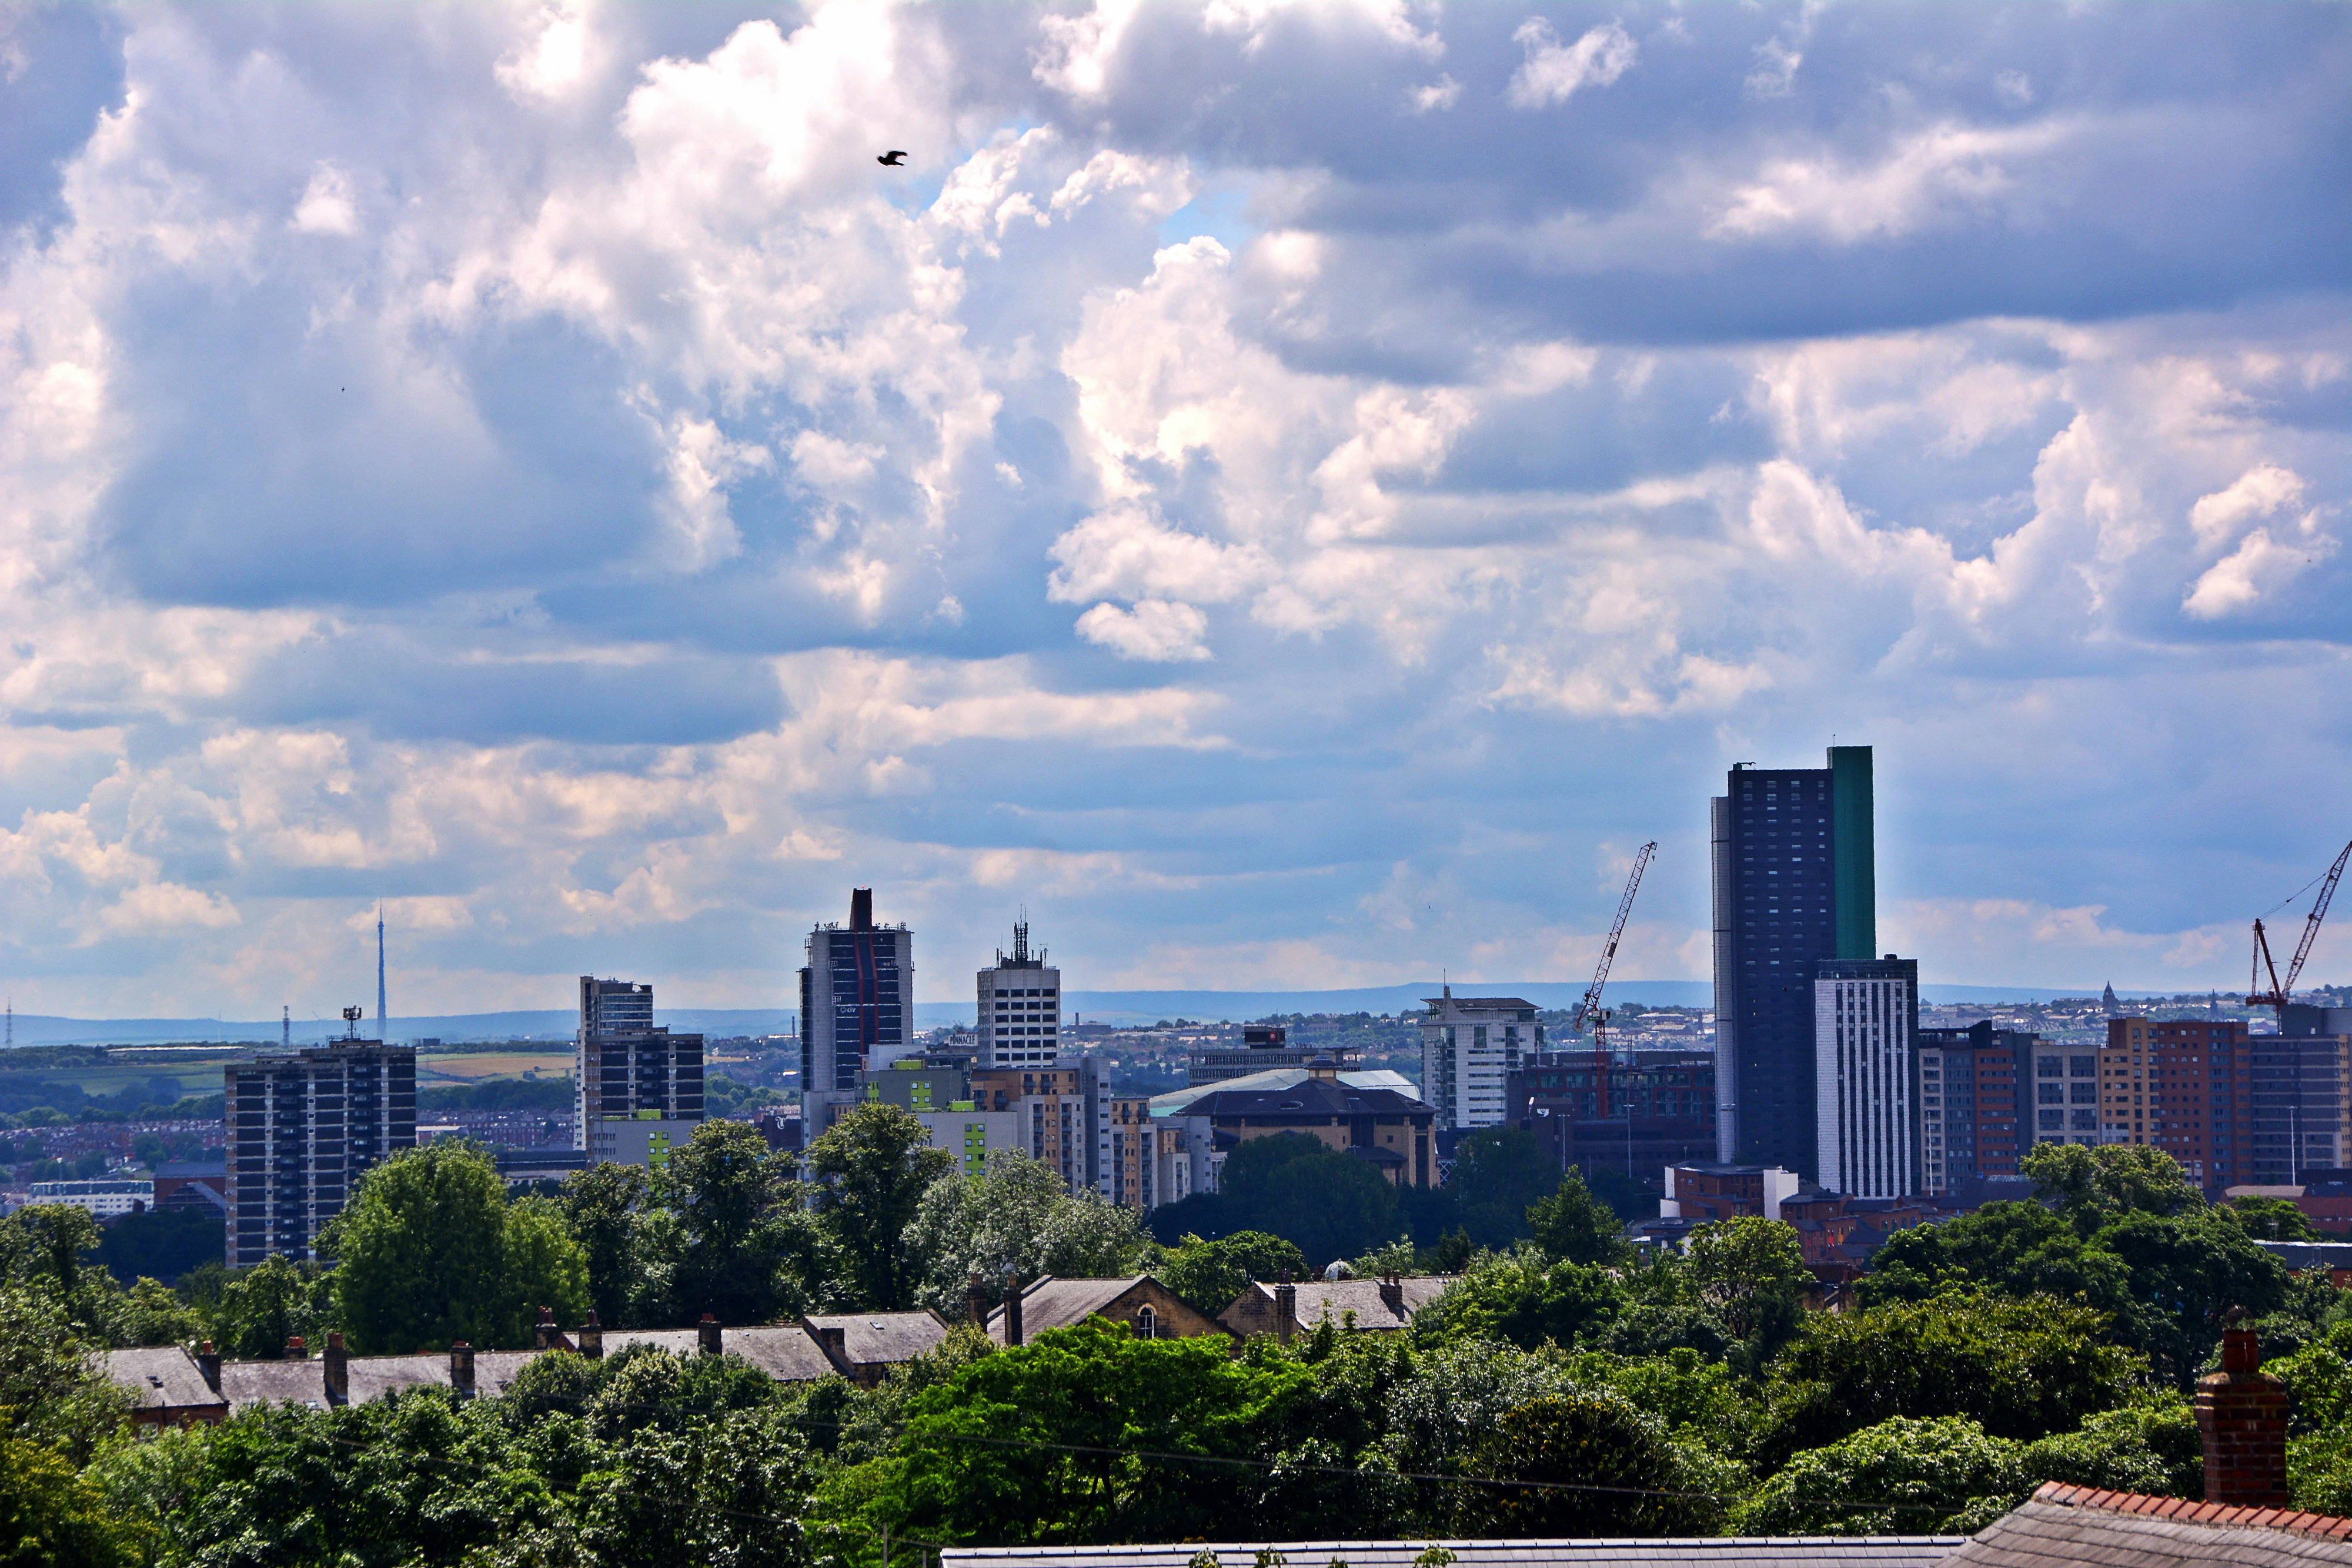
[[1188, 1025, 1361, 1086], [1173, 1059, 1437, 1186], [2103, 1016, 2350, 1187], [1710, 745, 1877, 1175], [1916, 1021, 2030, 1191], [1506, 1049, 1717, 1184], [576, 977, 704, 1166], [978, 920, 1060, 1071], [800, 887, 914, 1098], [226, 1032, 415, 1267], [2024, 1036, 2103, 1152], [26, 1179, 153, 1219], [1812, 956, 1918, 1198], [1419, 989, 1544, 1131]]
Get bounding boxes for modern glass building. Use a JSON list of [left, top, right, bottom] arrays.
[[1710, 745, 1876, 1176]]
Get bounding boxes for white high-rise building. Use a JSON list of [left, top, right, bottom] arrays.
[[978, 920, 1061, 1070], [1418, 989, 1542, 1131], [1813, 957, 1918, 1198]]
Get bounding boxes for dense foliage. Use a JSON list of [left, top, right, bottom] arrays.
[[15, 1131, 2352, 1567]]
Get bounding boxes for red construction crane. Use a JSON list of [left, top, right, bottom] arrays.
[[2248, 838, 2352, 1027], [1575, 841, 1656, 1119]]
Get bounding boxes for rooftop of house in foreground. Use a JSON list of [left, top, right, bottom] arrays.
[[944, 1538, 1965, 1568]]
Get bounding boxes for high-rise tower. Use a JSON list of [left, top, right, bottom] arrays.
[[1711, 745, 1877, 1175], [800, 888, 914, 1096], [574, 977, 704, 1165], [977, 918, 1061, 1070]]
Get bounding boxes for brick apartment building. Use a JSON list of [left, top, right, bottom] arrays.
[[1505, 1049, 1717, 1188]]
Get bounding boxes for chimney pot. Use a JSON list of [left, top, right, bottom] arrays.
[[449, 1342, 476, 1398], [1274, 1275, 1298, 1345], [697, 1312, 722, 1356], [196, 1340, 221, 1392], [1004, 1273, 1024, 1346], [578, 1310, 603, 1360], [2196, 1313, 2290, 1507], [286, 1335, 306, 1359]]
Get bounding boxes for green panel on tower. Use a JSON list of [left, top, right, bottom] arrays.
[[1829, 745, 1876, 961]]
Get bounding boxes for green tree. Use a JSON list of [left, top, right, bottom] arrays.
[[1, 1203, 121, 1339], [555, 1161, 650, 1327], [1731, 1416, 2030, 1536], [323, 1139, 589, 1352], [2093, 1208, 2288, 1388], [0, 1433, 151, 1568], [206, 1253, 335, 1360], [806, 1103, 954, 1310], [1858, 1200, 2130, 1312], [1217, 1133, 1405, 1268], [877, 1318, 1311, 1545], [1528, 1173, 1631, 1267], [1684, 1217, 1808, 1341], [1408, 1252, 1621, 1352], [1444, 1128, 1556, 1249], [0, 1282, 130, 1462], [1756, 1290, 2146, 1462], [1155, 1231, 1308, 1317], [904, 1150, 1153, 1318], [1455, 1393, 1719, 1537], [664, 1119, 823, 1324], [2022, 1141, 2203, 1232], [2231, 1196, 2323, 1242]]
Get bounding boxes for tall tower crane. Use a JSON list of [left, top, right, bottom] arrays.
[[1575, 841, 1657, 1119], [2249, 838, 2352, 1027]]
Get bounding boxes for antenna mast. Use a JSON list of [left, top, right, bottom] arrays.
[[376, 902, 388, 1042], [1575, 841, 1658, 1119]]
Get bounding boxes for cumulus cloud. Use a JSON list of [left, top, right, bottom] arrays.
[[0, 1, 2347, 1015], [1506, 18, 1636, 109]]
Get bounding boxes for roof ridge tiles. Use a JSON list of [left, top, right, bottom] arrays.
[[2034, 1482, 2352, 1540]]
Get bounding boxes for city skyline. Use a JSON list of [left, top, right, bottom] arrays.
[[0, 4, 2347, 1018]]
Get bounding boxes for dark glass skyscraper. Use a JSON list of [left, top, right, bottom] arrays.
[[1711, 745, 1876, 1175], [800, 887, 913, 1094]]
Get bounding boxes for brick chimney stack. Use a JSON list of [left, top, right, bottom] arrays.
[[449, 1341, 476, 1398], [286, 1335, 307, 1359], [1378, 1272, 1404, 1318], [535, 1306, 556, 1350], [1275, 1268, 1297, 1345], [197, 1340, 221, 1392], [967, 1273, 987, 1328], [323, 1332, 349, 1404], [1004, 1273, 1024, 1346], [697, 1313, 722, 1356], [2196, 1308, 2290, 1507], [578, 1310, 604, 1360]]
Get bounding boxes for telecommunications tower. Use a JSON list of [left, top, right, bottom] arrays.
[[376, 903, 388, 1041]]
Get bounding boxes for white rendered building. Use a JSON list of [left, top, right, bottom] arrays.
[[1813, 957, 1917, 1198], [1418, 989, 1542, 1131], [978, 920, 1061, 1071]]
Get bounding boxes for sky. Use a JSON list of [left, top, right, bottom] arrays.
[[0, 1, 2348, 1024]]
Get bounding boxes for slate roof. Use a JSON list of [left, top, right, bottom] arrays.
[[987, 1276, 1155, 1342], [803, 1312, 951, 1367], [104, 1346, 224, 1415], [1179, 1078, 1430, 1119], [218, 1356, 338, 1411], [944, 1536, 1965, 1568], [1150, 1069, 1419, 1115], [1942, 1483, 2352, 1566], [726, 1325, 843, 1382], [1234, 1276, 1454, 1330], [2255, 1241, 2352, 1272]]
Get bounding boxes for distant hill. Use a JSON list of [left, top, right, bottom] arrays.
[[3, 980, 2115, 1047]]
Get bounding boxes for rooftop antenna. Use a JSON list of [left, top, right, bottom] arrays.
[[342, 1005, 363, 1042], [376, 902, 388, 1042]]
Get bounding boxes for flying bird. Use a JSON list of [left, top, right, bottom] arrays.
[[877, 150, 908, 166]]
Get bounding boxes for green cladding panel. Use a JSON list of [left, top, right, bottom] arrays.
[[1829, 745, 1876, 960]]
